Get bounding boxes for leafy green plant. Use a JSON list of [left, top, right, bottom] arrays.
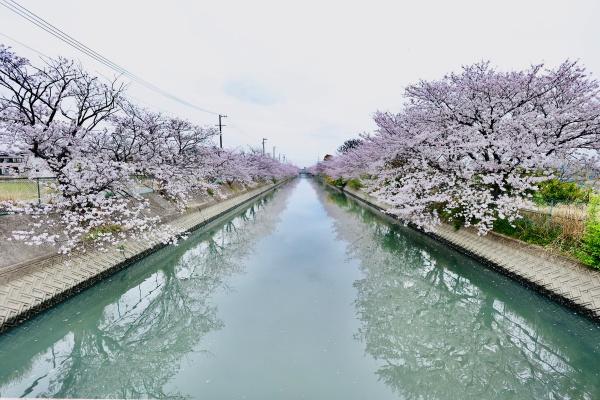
[[533, 179, 590, 205], [346, 178, 363, 190], [576, 195, 600, 269], [207, 188, 215, 196], [324, 176, 346, 188]]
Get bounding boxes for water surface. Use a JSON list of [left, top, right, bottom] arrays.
[[0, 178, 599, 399]]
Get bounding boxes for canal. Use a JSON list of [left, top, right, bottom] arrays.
[[0, 177, 599, 399]]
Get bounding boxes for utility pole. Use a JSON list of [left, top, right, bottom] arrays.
[[217, 114, 227, 149], [262, 138, 267, 155], [272, 146, 276, 159]]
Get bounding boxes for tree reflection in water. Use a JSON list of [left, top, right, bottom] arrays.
[[318, 185, 600, 400], [0, 183, 295, 399]]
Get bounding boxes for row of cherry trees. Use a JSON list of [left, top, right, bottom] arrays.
[[314, 61, 600, 234], [0, 45, 297, 252]]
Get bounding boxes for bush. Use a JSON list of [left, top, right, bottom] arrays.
[[534, 179, 590, 205], [346, 178, 363, 190], [324, 176, 345, 188], [207, 188, 214, 196], [576, 195, 600, 268]]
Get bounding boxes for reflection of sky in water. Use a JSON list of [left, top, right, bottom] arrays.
[[0, 178, 599, 399]]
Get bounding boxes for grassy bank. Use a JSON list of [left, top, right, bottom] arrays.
[[493, 181, 599, 269], [323, 174, 600, 270]]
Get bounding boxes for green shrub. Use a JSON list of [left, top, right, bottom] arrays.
[[324, 176, 345, 188], [428, 203, 460, 230], [207, 188, 214, 196], [576, 195, 600, 268], [346, 178, 363, 190], [533, 179, 590, 205]]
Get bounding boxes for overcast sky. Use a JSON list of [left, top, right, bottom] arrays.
[[2, 0, 600, 166]]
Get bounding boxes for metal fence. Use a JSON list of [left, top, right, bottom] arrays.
[[0, 175, 157, 204], [0, 177, 56, 204]]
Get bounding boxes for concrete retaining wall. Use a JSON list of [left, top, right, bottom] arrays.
[[0, 180, 291, 333]]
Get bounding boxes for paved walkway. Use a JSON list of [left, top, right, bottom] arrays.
[[0, 182, 283, 332], [342, 186, 600, 321]]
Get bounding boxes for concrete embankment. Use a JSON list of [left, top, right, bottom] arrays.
[[0, 180, 290, 333], [323, 180, 600, 322]]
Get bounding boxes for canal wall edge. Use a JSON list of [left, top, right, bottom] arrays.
[[319, 178, 600, 323]]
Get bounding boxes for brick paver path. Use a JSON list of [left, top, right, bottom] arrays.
[[343, 186, 600, 321], [0, 183, 280, 332]]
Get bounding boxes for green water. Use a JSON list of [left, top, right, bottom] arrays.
[[0, 178, 599, 399]]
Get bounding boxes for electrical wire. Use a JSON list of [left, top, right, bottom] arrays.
[[0, 0, 221, 115]]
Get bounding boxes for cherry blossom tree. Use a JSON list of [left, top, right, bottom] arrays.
[[319, 61, 600, 233], [0, 45, 298, 253]]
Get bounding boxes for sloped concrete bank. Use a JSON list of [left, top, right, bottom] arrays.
[[321, 180, 600, 322], [0, 180, 291, 333]]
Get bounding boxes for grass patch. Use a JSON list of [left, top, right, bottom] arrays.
[[493, 216, 564, 247], [84, 224, 123, 242], [493, 198, 600, 269], [0, 180, 39, 201], [0, 179, 56, 202]]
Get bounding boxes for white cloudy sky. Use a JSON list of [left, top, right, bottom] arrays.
[[1, 0, 600, 166]]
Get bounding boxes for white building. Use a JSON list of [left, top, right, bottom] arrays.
[[0, 151, 27, 176]]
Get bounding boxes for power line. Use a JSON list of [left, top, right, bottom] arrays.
[[0, 0, 221, 116], [0, 31, 48, 58], [3, 27, 290, 160], [1, 0, 219, 115], [0, 31, 177, 117]]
